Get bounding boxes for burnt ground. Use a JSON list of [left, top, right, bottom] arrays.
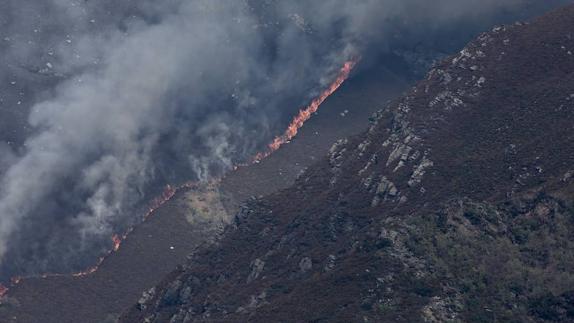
[[121, 5, 574, 323], [0, 61, 409, 323]]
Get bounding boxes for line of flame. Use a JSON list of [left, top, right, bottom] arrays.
[[1, 184, 184, 292], [252, 59, 357, 162], [0, 60, 357, 298]]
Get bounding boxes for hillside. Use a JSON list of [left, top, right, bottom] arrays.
[[122, 5, 574, 322]]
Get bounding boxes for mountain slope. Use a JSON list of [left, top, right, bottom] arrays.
[[122, 5, 574, 322]]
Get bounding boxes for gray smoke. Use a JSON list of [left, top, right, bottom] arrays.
[[0, 0, 569, 279]]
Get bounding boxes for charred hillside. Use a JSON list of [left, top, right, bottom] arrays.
[[122, 5, 574, 323]]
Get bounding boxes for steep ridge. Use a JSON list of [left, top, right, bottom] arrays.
[[122, 5, 574, 322]]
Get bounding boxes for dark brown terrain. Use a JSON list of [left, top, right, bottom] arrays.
[[122, 5, 574, 323], [0, 57, 408, 322]]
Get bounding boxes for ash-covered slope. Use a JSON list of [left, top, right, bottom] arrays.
[[122, 5, 574, 322]]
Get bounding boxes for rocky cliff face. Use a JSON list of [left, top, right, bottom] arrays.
[[121, 5, 574, 322]]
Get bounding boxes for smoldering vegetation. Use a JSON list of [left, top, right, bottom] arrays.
[[0, 0, 568, 280]]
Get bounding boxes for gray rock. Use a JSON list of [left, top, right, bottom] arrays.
[[324, 255, 336, 272], [247, 258, 265, 283], [563, 170, 573, 182], [376, 177, 398, 196], [137, 287, 156, 310], [299, 257, 313, 272]]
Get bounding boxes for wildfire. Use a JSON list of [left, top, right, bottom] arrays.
[[74, 184, 186, 277], [3, 60, 357, 295], [105, 184, 181, 254], [70, 184, 193, 277], [254, 59, 357, 161], [112, 234, 121, 251], [1, 184, 186, 290], [71, 264, 99, 277]]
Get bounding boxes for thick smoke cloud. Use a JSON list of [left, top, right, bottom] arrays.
[[0, 0, 569, 279]]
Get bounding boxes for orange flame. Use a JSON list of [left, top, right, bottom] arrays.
[[254, 59, 357, 161], [112, 234, 121, 252]]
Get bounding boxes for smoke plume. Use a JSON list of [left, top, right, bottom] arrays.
[[0, 0, 569, 279]]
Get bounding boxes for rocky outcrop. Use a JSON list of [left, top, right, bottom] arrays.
[[121, 5, 574, 323]]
